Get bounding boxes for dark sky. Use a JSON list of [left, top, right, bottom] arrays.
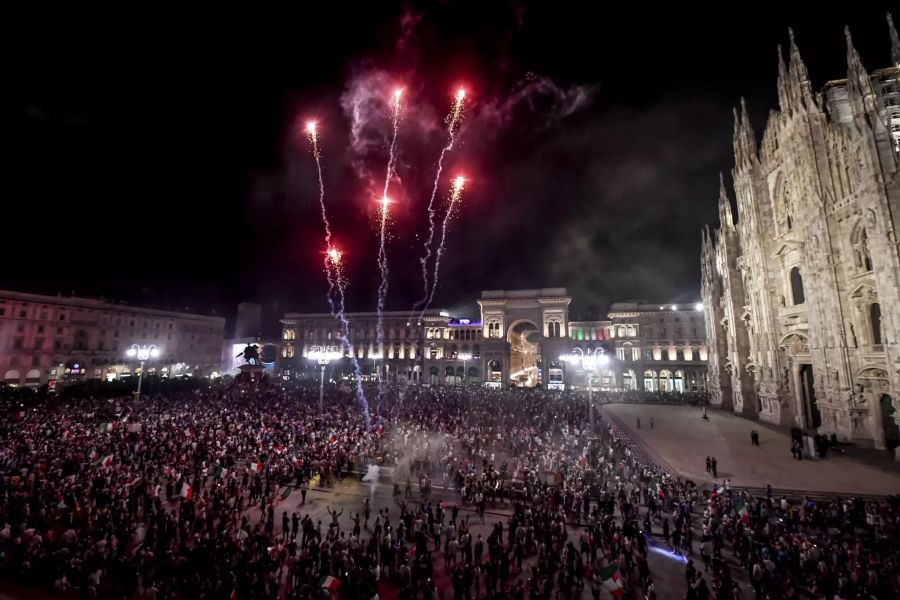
[[11, 4, 897, 328]]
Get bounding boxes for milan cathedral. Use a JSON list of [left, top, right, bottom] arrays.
[[701, 15, 900, 456]]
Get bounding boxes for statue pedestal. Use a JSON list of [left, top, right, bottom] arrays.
[[238, 364, 265, 384]]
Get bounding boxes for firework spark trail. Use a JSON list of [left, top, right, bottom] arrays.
[[411, 88, 466, 325], [424, 176, 466, 314], [328, 249, 370, 429], [306, 122, 340, 318], [375, 89, 403, 408], [307, 122, 333, 248], [307, 122, 370, 422]]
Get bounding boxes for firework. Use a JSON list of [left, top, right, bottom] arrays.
[[411, 87, 468, 324], [304, 120, 369, 423], [326, 247, 342, 265], [327, 247, 370, 428], [375, 88, 404, 406], [424, 175, 467, 313]]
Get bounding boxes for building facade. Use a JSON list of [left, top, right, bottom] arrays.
[[701, 20, 900, 454], [568, 303, 709, 393], [0, 289, 225, 386], [281, 290, 708, 392]]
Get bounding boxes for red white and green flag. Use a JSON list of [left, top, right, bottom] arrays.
[[599, 563, 623, 598], [179, 482, 193, 500], [736, 498, 750, 523], [248, 462, 263, 473], [319, 575, 340, 591]]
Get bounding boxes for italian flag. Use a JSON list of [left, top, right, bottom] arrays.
[[278, 486, 292, 500], [179, 482, 193, 500], [736, 499, 750, 523], [248, 462, 263, 473], [711, 483, 724, 498], [215, 466, 227, 479], [599, 563, 623, 598], [94, 454, 113, 467], [319, 575, 340, 591]]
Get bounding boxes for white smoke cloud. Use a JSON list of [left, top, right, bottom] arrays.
[[339, 68, 442, 203]]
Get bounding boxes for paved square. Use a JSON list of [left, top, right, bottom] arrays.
[[602, 403, 900, 495]]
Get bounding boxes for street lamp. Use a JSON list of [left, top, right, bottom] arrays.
[[560, 348, 609, 427], [307, 345, 342, 415], [126, 344, 160, 400], [458, 353, 472, 385]]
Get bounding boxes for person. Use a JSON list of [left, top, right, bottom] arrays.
[[650, 417, 654, 430], [705, 456, 711, 474], [637, 417, 641, 429], [710, 457, 717, 478], [301, 479, 308, 504]]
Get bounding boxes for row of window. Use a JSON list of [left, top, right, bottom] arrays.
[[288, 328, 420, 341], [0, 302, 220, 333], [425, 328, 482, 341]]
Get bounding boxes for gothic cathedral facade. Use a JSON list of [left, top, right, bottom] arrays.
[[701, 17, 900, 456]]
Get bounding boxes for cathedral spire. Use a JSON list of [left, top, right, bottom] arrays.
[[889, 13, 900, 67], [733, 98, 757, 170], [718, 173, 734, 230], [845, 27, 875, 113], [776, 44, 790, 111], [786, 28, 812, 111]]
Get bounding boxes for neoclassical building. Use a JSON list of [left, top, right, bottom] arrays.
[[0, 289, 225, 386], [701, 18, 900, 455], [280, 289, 707, 391]]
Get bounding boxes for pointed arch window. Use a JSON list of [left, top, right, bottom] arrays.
[[790, 267, 805, 305], [870, 303, 882, 346]]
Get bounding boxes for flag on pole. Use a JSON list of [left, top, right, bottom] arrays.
[[318, 575, 340, 592], [711, 483, 724, 498], [598, 563, 623, 598], [179, 482, 193, 500], [279, 486, 292, 500], [248, 462, 263, 473]]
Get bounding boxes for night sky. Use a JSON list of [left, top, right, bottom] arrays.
[[12, 5, 897, 329]]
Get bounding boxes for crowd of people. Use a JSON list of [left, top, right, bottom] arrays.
[[0, 380, 897, 600]]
